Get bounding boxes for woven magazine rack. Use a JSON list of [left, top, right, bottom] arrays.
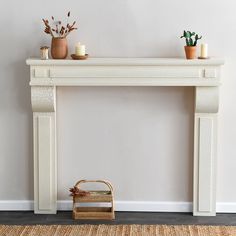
[[71, 180, 115, 220]]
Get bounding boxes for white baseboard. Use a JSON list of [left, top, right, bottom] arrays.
[[216, 202, 236, 213], [57, 201, 192, 212], [0, 200, 236, 213], [0, 201, 34, 211]]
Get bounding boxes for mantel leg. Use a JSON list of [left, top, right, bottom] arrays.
[[31, 86, 57, 214], [193, 86, 219, 216]]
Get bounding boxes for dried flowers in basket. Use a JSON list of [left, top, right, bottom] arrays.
[[70, 180, 115, 220], [69, 186, 90, 197]]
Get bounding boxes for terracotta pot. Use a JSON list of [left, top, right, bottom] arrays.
[[51, 37, 68, 59], [184, 46, 197, 60]]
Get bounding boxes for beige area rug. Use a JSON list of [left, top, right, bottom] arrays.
[[0, 224, 236, 236]]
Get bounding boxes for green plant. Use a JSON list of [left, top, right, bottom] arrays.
[[180, 30, 202, 46]]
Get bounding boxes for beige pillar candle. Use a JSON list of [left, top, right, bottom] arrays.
[[200, 43, 208, 58], [75, 42, 86, 56]]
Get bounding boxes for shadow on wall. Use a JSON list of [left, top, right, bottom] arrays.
[[14, 58, 34, 199], [0, 54, 34, 199]]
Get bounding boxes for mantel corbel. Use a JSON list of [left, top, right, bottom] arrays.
[[31, 86, 57, 214], [195, 86, 219, 113], [31, 86, 56, 112], [193, 86, 219, 216]]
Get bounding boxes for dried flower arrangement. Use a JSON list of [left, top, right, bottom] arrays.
[[69, 186, 90, 197], [42, 11, 77, 38]]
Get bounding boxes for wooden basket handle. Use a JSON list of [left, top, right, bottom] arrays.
[[74, 180, 114, 193]]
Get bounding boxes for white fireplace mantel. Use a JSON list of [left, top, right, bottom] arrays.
[[26, 58, 224, 216]]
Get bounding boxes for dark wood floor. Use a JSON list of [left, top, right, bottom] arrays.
[[0, 212, 236, 225]]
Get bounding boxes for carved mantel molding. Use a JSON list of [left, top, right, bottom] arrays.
[[27, 58, 224, 216], [31, 86, 56, 112]]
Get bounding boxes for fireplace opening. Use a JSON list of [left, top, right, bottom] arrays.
[[57, 86, 194, 208]]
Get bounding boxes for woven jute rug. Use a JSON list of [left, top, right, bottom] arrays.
[[0, 224, 236, 236]]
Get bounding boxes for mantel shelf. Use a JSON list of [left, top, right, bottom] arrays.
[[26, 57, 224, 66], [27, 58, 224, 87]]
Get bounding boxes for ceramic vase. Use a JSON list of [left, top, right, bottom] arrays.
[[51, 37, 68, 59]]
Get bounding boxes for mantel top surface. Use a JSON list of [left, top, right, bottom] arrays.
[[26, 57, 224, 66]]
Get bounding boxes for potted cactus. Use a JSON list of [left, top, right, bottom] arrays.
[[180, 31, 202, 59]]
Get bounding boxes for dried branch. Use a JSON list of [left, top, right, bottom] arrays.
[[42, 19, 54, 37], [69, 186, 90, 197], [42, 12, 77, 38]]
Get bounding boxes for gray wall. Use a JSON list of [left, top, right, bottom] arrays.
[[0, 0, 236, 205]]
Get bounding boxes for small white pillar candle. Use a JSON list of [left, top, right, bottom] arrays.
[[200, 43, 208, 58], [75, 42, 86, 56]]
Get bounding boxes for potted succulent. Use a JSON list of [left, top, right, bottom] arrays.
[[180, 31, 202, 59], [42, 12, 77, 59]]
